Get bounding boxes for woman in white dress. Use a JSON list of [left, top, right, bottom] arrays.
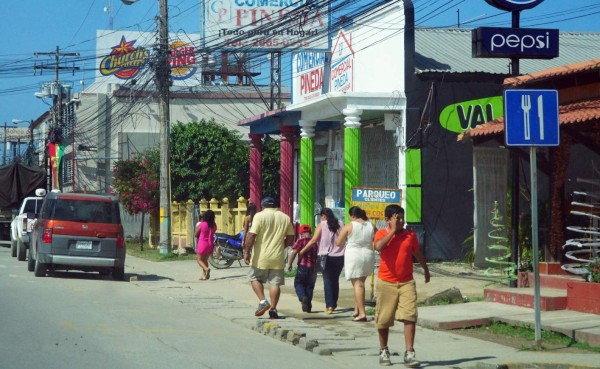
[[336, 206, 375, 321]]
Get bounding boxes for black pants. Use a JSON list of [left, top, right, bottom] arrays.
[[321, 255, 344, 308]]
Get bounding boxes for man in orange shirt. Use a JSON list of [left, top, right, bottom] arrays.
[[374, 205, 430, 367]]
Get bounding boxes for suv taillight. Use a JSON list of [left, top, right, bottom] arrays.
[[116, 234, 124, 248], [42, 228, 53, 243]]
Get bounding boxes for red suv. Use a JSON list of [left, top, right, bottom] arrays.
[[29, 192, 126, 280]]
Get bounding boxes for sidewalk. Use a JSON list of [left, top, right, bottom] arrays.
[[123, 255, 600, 369]]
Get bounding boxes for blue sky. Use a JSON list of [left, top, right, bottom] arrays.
[[1, 0, 600, 130]]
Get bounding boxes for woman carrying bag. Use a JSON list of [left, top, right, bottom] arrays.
[[300, 208, 344, 313]]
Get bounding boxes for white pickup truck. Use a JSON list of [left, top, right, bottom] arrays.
[[10, 189, 46, 261]]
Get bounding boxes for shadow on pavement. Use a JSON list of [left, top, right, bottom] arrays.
[[210, 273, 248, 280], [421, 356, 495, 367], [133, 273, 174, 282]]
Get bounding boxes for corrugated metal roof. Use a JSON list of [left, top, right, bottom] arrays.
[[415, 28, 600, 75]]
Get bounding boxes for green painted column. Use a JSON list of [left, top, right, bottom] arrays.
[[405, 148, 422, 223], [343, 108, 362, 223], [299, 120, 316, 227]]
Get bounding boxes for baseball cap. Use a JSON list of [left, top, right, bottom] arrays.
[[261, 196, 276, 206], [299, 224, 312, 233]]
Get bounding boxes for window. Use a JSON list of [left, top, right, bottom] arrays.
[[63, 103, 75, 139], [52, 199, 121, 224], [61, 154, 73, 186], [23, 199, 43, 214]]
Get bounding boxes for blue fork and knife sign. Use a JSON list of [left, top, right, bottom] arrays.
[[504, 89, 560, 146]]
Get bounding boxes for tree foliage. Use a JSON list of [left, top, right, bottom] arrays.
[[112, 147, 160, 215], [170, 119, 250, 201], [113, 119, 283, 209]]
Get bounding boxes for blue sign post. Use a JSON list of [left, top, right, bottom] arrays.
[[504, 88, 559, 348], [505, 89, 559, 147]]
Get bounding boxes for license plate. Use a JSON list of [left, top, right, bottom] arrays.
[[76, 241, 93, 250]]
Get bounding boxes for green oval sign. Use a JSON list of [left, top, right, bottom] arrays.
[[439, 96, 503, 134]]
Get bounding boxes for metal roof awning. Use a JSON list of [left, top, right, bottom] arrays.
[[238, 91, 406, 135]]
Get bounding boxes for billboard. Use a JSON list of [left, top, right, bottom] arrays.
[[485, 0, 545, 11], [95, 30, 202, 86], [351, 187, 402, 220], [1, 127, 30, 141], [330, 29, 353, 93], [291, 30, 354, 103], [292, 51, 325, 104], [472, 27, 559, 59], [202, 0, 330, 51], [439, 96, 503, 133]]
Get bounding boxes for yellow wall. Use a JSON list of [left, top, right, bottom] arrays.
[[149, 197, 249, 253]]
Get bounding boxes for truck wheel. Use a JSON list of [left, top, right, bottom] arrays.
[[27, 252, 35, 272], [11, 239, 17, 257], [112, 267, 125, 281], [34, 258, 47, 277], [17, 240, 26, 261]]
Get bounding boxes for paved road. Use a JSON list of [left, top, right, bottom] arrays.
[[0, 246, 359, 369], [4, 245, 600, 369]]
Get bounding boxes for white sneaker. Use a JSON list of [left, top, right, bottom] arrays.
[[379, 347, 392, 366], [404, 349, 421, 367]]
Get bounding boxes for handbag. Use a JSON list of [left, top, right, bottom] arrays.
[[317, 233, 335, 271]]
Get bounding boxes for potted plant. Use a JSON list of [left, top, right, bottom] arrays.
[[584, 258, 600, 283]]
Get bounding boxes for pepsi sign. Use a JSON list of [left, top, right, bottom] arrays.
[[472, 27, 559, 59], [485, 0, 544, 11]]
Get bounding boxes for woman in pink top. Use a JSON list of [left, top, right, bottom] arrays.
[[300, 208, 344, 313], [195, 210, 217, 280]]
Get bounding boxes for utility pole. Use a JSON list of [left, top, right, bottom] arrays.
[[269, 52, 282, 110], [156, 0, 172, 254], [34, 46, 79, 191], [2, 123, 6, 165]]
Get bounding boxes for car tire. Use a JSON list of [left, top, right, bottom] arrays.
[[34, 257, 47, 277], [112, 267, 125, 281], [27, 251, 35, 272], [17, 240, 26, 261], [11, 239, 17, 257]]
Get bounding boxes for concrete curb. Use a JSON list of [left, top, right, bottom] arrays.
[[123, 257, 600, 368]]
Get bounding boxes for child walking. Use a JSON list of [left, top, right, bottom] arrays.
[[287, 224, 318, 313]]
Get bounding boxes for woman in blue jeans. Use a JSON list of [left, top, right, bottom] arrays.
[[300, 208, 345, 313]]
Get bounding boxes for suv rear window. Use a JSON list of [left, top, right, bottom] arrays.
[[23, 199, 43, 214], [51, 199, 121, 224]]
